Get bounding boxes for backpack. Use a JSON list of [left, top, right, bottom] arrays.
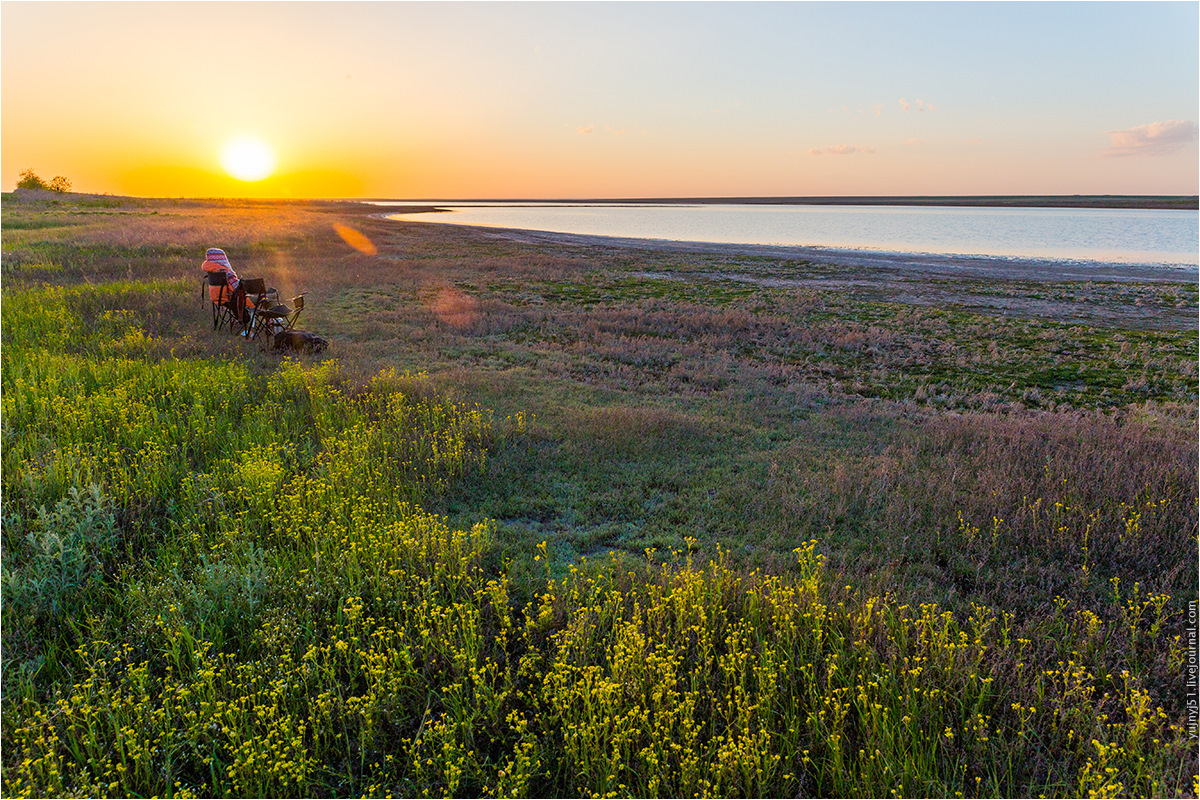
[[273, 330, 328, 354]]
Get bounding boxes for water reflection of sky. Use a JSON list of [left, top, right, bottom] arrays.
[[379, 203, 1199, 268]]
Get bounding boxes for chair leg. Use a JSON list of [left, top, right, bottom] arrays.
[[281, 309, 302, 333]]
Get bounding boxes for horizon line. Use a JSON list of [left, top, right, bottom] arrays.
[[8, 187, 1197, 210], [362, 194, 1199, 210]]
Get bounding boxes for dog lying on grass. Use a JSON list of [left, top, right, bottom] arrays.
[[272, 330, 328, 354]]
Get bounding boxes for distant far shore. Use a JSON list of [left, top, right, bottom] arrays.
[[4, 188, 1194, 210], [381, 195, 1199, 210]]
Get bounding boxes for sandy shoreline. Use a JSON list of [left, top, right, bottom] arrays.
[[380, 213, 1199, 285]]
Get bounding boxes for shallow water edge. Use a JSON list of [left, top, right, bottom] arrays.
[[385, 213, 1199, 285]]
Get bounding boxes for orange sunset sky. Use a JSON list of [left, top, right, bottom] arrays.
[[2, 2, 1197, 199]]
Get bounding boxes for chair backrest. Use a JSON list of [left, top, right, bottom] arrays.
[[292, 295, 305, 310], [204, 271, 231, 305], [241, 277, 266, 295]]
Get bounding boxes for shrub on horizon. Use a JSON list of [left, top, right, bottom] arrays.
[[16, 169, 49, 191], [16, 169, 70, 193]]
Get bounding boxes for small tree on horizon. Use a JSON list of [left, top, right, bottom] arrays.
[[49, 175, 72, 193], [17, 168, 49, 190]]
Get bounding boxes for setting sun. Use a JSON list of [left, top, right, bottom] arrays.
[[220, 137, 276, 182]]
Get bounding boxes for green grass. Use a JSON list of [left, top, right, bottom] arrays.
[[1, 196, 1196, 797], [515, 275, 759, 307], [1, 217, 85, 231]]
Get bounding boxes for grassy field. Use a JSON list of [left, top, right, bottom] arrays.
[[2, 190, 1197, 797]]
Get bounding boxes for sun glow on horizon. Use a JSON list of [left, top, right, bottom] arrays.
[[220, 137, 277, 182]]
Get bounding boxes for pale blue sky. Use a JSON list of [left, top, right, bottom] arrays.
[[3, 1, 1197, 197]]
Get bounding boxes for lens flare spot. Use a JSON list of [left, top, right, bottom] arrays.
[[334, 223, 378, 255], [429, 288, 479, 329]]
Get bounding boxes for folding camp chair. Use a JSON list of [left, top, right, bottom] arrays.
[[203, 271, 241, 332], [247, 294, 306, 346], [230, 278, 265, 336]]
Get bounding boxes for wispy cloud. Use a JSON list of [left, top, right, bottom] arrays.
[[1103, 120, 1197, 157], [810, 145, 876, 156], [575, 123, 631, 136], [899, 98, 935, 112], [830, 104, 885, 117], [903, 138, 924, 146]]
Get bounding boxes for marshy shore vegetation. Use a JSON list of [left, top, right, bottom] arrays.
[[2, 191, 1196, 797]]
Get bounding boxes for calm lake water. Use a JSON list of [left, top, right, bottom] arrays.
[[381, 202, 1199, 268]]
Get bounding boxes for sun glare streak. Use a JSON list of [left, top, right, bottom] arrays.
[[268, 248, 297, 303], [334, 223, 378, 255], [221, 137, 277, 182]]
